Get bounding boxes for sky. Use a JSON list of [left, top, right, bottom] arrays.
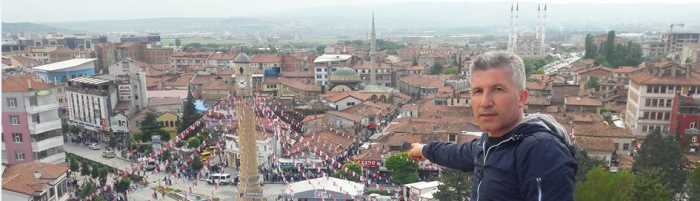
[[2, 0, 697, 23]]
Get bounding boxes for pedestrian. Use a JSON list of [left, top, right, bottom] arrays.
[[408, 51, 577, 201]]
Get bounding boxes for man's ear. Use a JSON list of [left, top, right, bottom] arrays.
[[518, 89, 529, 107]]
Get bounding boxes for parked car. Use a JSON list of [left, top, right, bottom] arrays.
[[89, 143, 101, 150], [204, 173, 233, 185], [145, 160, 158, 171], [102, 149, 116, 158]]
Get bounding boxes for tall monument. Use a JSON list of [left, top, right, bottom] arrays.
[[235, 72, 263, 201], [369, 12, 378, 86]]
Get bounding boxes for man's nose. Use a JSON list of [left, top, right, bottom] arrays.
[[480, 92, 495, 108]]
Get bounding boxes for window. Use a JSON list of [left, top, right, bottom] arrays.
[[448, 134, 457, 142], [347, 102, 356, 106], [623, 143, 630, 151], [15, 151, 25, 161], [614, 143, 619, 151], [8, 115, 19, 125], [32, 114, 41, 124], [7, 98, 17, 108], [691, 121, 697, 129], [666, 99, 672, 107], [13, 133, 22, 143]]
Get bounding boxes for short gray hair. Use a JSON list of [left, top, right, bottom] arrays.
[[469, 51, 526, 90]]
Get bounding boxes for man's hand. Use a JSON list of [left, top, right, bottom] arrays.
[[408, 143, 426, 161]]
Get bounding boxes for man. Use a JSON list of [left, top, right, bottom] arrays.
[[408, 51, 577, 201]]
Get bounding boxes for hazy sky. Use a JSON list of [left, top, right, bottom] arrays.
[[2, 0, 697, 23]]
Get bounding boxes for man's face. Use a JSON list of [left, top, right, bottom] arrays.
[[470, 67, 528, 137]]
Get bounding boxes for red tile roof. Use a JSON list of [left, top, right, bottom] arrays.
[[207, 52, 236, 60], [2, 162, 68, 196], [609, 66, 641, 74], [565, 96, 602, 107], [279, 78, 321, 92], [576, 136, 615, 152], [526, 81, 548, 90], [327, 111, 363, 123], [399, 75, 451, 89], [251, 54, 282, 63], [2, 75, 54, 92]]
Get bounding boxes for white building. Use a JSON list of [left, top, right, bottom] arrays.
[[65, 75, 119, 141], [403, 181, 442, 201], [625, 61, 700, 136], [108, 58, 148, 114], [314, 54, 354, 87], [285, 176, 365, 201]]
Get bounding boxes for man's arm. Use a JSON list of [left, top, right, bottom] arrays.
[[517, 135, 578, 201], [409, 141, 477, 172]]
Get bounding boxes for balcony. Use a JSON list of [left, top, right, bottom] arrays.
[[28, 120, 62, 134], [27, 102, 59, 114], [32, 136, 64, 152]]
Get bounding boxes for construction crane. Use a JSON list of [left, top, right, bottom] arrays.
[[666, 23, 685, 54]]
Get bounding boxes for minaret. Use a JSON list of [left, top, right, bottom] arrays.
[[236, 79, 263, 201], [369, 12, 377, 86], [540, 3, 547, 56], [508, 0, 519, 53]]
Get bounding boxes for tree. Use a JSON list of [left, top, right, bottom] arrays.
[[633, 129, 687, 196], [444, 67, 459, 75], [604, 31, 616, 62], [384, 152, 419, 185], [575, 166, 634, 201], [78, 180, 97, 199], [335, 161, 362, 182], [430, 63, 443, 75], [575, 149, 604, 181], [191, 155, 204, 172], [316, 45, 326, 54], [81, 161, 91, 176], [689, 167, 700, 201], [179, 86, 201, 133], [115, 177, 131, 201], [631, 169, 672, 201], [160, 150, 172, 162], [584, 34, 594, 59], [140, 112, 162, 142], [69, 157, 80, 172], [188, 137, 202, 149], [91, 165, 107, 179], [433, 169, 471, 201]]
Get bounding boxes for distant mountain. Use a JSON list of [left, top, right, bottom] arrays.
[[5, 2, 700, 35], [276, 1, 700, 33], [44, 17, 285, 33], [2, 22, 74, 33]]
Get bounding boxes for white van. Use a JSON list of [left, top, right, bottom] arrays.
[[205, 173, 233, 185]]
